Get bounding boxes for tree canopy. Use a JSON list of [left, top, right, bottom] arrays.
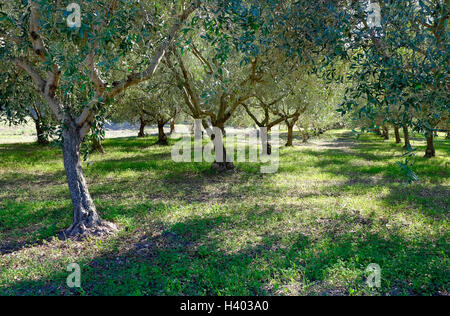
[[0, 0, 447, 237]]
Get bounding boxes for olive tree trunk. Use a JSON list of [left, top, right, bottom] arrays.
[[260, 126, 272, 155], [424, 133, 436, 158], [211, 144, 235, 172], [61, 124, 116, 239], [34, 119, 49, 146], [394, 126, 401, 144], [157, 122, 168, 145], [286, 124, 294, 147], [403, 125, 411, 149], [203, 121, 234, 172], [170, 119, 176, 135], [382, 125, 389, 140], [138, 118, 147, 138]]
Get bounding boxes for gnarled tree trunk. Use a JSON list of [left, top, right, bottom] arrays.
[[374, 127, 382, 136], [446, 131, 450, 139], [403, 125, 411, 149], [216, 123, 226, 137], [286, 123, 294, 147], [157, 121, 169, 145], [61, 124, 116, 239], [203, 121, 234, 172], [424, 133, 436, 158], [382, 125, 389, 140], [394, 126, 401, 144], [138, 117, 147, 138], [285, 115, 300, 147], [211, 144, 235, 172]]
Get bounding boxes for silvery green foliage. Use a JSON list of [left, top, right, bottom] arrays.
[[339, 0, 449, 135], [0, 1, 192, 123]]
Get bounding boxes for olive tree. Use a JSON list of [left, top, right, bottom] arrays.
[[165, 37, 258, 171], [0, 0, 200, 237], [113, 79, 182, 145], [0, 68, 55, 145], [340, 0, 449, 158]]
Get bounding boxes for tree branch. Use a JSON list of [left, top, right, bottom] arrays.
[[104, 2, 198, 101], [76, 2, 199, 132], [242, 103, 263, 127]]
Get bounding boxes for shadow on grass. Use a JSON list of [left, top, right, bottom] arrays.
[[0, 200, 72, 255], [1, 131, 448, 295], [0, 142, 62, 164], [382, 184, 449, 219], [1, 206, 447, 296], [2, 132, 447, 252]]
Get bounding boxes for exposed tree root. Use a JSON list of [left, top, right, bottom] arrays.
[[212, 162, 235, 173], [60, 220, 118, 241]]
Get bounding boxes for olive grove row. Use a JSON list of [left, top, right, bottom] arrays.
[[0, 0, 448, 238]]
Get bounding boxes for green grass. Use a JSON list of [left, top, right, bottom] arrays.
[[0, 129, 448, 296]]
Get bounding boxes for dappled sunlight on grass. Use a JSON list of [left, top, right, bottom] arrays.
[[0, 130, 448, 295]]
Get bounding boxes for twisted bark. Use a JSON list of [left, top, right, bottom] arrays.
[[138, 117, 148, 138], [61, 123, 116, 239], [157, 121, 169, 145], [382, 125, 389, 140]]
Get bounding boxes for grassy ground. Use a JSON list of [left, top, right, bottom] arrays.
[[0, 129, 448, 296]]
